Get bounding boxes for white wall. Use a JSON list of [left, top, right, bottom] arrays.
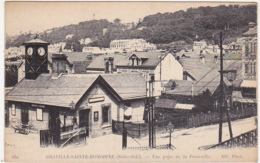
[[117, 99, 145, 123], [18, 63, 25, 82], [130, 99, 145, 123], [154, 53, 183, 81]]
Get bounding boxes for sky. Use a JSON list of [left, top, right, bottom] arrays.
[[5, 1, 255, 36]]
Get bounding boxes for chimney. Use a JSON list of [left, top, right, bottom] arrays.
[[51, 53, 68, 79], [200, 55, 205, 63], [104, 57, 114, 73], [249, 22, 256, 29], [214, 55, 218, 63]]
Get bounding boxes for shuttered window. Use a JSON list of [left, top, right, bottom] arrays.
[[11, 104, 16, 116], [102, 104, 111, 125], [37, 108, 43, 121]]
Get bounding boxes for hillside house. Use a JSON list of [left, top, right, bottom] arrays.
[[241, 24, 257, 99], [116, 51, 183, 81], [86, 55, 129, 74]]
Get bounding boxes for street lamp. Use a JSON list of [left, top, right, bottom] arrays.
[[166, 122, 174, 148]]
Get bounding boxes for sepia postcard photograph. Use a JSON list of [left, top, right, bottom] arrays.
[[3, 1, 258, 162]]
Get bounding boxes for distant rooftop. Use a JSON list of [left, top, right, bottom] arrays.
[[23, 38, 50, 45]]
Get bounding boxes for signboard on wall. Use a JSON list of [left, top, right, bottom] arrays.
[[32, 104, 45, 108], [88, 97, 105, 103]]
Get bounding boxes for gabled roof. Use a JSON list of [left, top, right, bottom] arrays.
[[23, 39, 50, 45], [117, 51, 168, 68], [205, 59, 243, 88], [48, 52, 93, 65], [129, 52, 150, 59], [101, 73, 146, 100], [242, 26, 257, 36], [5, 60, 23, 68], [179, 57, 219, 81], [87, 55, 129, 70], [6, 73, 146, 108], [164, 79, 231, 97], [6, 74, 98, 108], [155, 99, 177, 109], [164, 57, 232, 97], [223, 53, 242, 60]]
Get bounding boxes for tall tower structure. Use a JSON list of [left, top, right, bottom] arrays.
[[23, 37, 50, 80]]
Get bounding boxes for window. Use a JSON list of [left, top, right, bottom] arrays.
[[252, 62, 256, 74], [94, 111, 99, 122], [11, 104, 16, 116], [124, 103, 132, 121], [183, 74, 187, 80], [105, 62, 109, 73], [245, 63, 249, 73], [36, 108, 43, 121], [102, 104, 110, 125]]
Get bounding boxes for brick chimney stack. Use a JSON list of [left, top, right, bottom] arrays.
[[52, 53, 68, 78], [104, 57, 114, 73]]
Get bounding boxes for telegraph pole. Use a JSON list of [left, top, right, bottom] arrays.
[[219, 32, 224, 143], [147, 75, 156, 148], [219, 31, 233, 143]]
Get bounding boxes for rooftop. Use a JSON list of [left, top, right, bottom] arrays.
[[87, 54, 129, 70], [242, 26, 257, 36], [48, 52, 93, 65], [117, 51, 168, 68], [6, 73, 146, 107], [155, 99, 177, 109], [23, 39, 50, 45]]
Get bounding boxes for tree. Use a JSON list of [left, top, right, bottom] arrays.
[[5, 65, 18, 87], [113, 18, 121, 24]]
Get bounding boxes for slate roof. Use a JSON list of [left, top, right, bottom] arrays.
[[164, 80, 230, 97], [223, 53, 242, 60], [6, 73, 146, 107], [5, 60, 23, 67], [101, 73, 146, 100], [48, 52, 93, 65], [6, 74, 98, 108], [179, 57, 220, 81], [23, 39, 49, 45], [87, 55, 129, 70], [242, 26, 257, 36], [164, 56, 232, 97], [5, 87, 13, 96], [117, 51, 167, 68], [155, 99, 177, 109], [74, 61, 92, 73], [205, 59, 243, 88]]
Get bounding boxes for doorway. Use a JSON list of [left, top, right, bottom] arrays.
[[79, 109, 90, 137], [21, 108, 29, 125], [49, 108, 60, 133]]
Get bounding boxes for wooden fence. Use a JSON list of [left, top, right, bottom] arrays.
[[112, 120, 149, 138], [40, 130, 56, 147], [112, 107, 257, 138], [199, 129, 257, 150], [187, 107, 257, 128]]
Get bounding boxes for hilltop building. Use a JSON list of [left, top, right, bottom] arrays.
[[110, 39, 157, 52]]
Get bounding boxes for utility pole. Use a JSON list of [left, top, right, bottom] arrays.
[[219, 32, 233, 143], [147, 75, 156, 148], [218, 31, 224, 143]]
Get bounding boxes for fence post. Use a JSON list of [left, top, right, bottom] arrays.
[[112, 120, 115, 133], [55, 118, 61, 147], [122, 121, 127, 149], [139, 123, 141, 138]]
